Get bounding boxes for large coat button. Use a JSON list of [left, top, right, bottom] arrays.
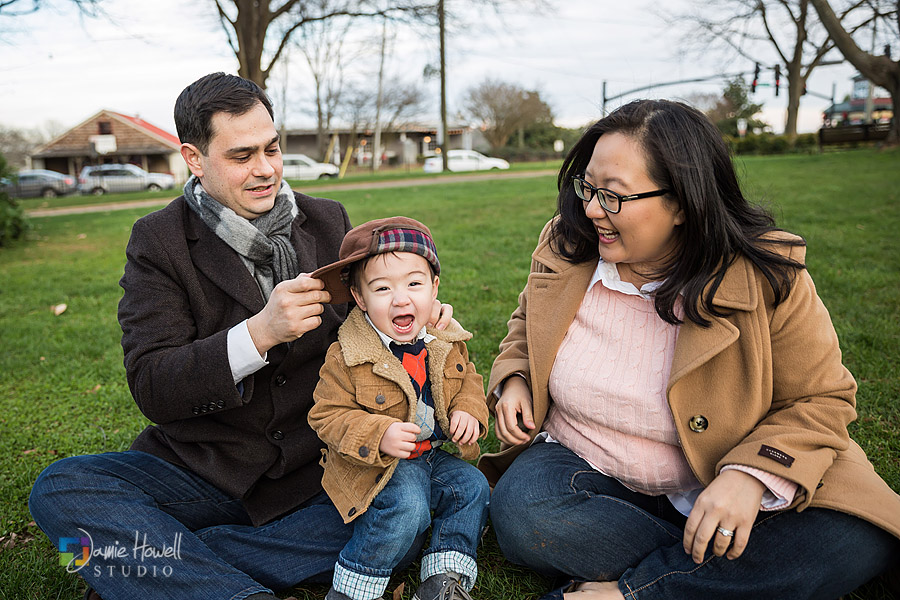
[[689, 415, 709, 433], [271, 430, 284, 440], [359, 446, 369, 458], [375, 394, 386, 405]]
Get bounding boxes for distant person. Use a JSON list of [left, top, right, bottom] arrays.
[[479, 99, 900, 599], [308, 216, 490, 600], [28, 72, 452, 600]]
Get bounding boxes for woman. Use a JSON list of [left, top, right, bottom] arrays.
[[478, 99, 900, 599]]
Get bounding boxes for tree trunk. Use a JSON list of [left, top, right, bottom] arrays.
[[784, 71, 805, 141], [233, 0, 272, 88], [439, 0, 449, 172], [809, 0, 900, 145]]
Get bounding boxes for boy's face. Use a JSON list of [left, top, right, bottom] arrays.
[[350, 252, 439, 342]]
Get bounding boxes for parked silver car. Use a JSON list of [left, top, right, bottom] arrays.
[[1, 169, 78, 198], [78, 164, 175, 195]]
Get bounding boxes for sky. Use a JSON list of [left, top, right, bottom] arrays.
[[0, 0, 873, 141]]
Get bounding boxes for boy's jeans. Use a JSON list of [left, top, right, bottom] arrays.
[[333, 448, 490, 600], [29, 450, 354, 600], [490, 441, 900, 600]]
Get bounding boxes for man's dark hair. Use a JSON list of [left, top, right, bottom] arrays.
[[552, 99, 805, 327], [174, 72, 274, 154]]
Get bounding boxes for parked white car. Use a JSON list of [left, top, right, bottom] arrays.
[[281, 154, 339, 180], [423, 150, 510, 173]]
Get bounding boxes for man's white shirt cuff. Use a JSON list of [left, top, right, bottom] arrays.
[[227, 320, 269, 385]]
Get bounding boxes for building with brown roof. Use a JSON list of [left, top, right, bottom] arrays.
[[30, 110, 186, 181]]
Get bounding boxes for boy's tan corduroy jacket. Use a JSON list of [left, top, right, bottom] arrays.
[[310, 307, 488, 523], [477, 219, 900, 545]]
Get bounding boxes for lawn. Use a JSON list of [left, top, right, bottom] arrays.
[[0, 149, 898, 599]]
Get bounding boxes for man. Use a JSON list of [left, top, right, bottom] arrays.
[[29, 72, 447, 600]]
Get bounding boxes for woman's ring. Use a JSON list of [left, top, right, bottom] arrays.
[[716, 526, 734, 537]]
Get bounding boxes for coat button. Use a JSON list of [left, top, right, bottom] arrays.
[[192, 406, 200, 415], [348, 507, 356, 517], [375, 394, 386, 405], [375, 473, 383, 483], [688, 415, 708, 433], [359, 446, 369, 458], [274, 374, 286, 386], [217, 400, 225, 409], [456, 363, 464, 372], [272, 430, 284, 440]]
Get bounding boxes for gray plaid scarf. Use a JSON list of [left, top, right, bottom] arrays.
[[183, 175, 300, 300]]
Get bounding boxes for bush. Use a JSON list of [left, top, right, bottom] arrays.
[[0, 154, 29, 247], [726, 133, 820, 156]]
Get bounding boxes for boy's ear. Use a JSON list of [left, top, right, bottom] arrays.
[[431, 275, 440, 302], [350, 286, 366, 311]]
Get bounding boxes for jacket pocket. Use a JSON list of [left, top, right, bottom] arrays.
[[442, 360, 467, 398], [356, 384, 406, 413]]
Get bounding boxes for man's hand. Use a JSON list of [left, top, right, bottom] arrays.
[[449, 410, 480, 446], [380, 422, 421, 458], [494, 375, 535, 445], [683, 469, 765, 563], [247, 274, 331, 355], [428, 300, 454, 330]]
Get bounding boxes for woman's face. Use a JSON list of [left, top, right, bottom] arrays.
[[582, 132, 685, 285]]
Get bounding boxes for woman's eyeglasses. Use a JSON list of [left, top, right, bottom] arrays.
[[571, 175, 669, 214]]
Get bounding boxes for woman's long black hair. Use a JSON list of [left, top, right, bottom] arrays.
[[551, 99, 805, 327]]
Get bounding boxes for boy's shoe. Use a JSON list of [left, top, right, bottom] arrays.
[[413, 573, 473, 600]]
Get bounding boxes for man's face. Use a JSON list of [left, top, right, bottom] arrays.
[[182, 102, 283, 220]]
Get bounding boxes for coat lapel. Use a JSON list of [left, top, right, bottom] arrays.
[[186, 207, 266, 314], [527, 246, 596, 424], [669, 256, 758, 387]]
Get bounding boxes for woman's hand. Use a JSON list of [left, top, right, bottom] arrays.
[[449, 410, 480, 446], [683, 469, 765, 563], [494, 375, 536, 445], [379, 422, 421, 458], [428, 300, 454, 330]]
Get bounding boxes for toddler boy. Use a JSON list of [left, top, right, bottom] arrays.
[[309, 216, 490, 600]]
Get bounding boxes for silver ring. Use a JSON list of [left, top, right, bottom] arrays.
[[716, 526, 734, 537]]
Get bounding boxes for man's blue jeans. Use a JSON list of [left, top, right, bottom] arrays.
[[29, 450, 354, 600], [334, 448, 490, 599], [490, 441, 899, 600]]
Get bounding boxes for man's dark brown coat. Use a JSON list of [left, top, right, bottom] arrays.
[[118, 193, 351, 525]]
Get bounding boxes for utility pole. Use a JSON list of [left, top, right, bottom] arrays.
[[438, 0, 449, 173]]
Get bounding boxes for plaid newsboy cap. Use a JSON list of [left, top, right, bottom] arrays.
[[311, 216, 440, 305]]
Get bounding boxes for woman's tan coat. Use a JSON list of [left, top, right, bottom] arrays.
[[477, 220, 900, 543]]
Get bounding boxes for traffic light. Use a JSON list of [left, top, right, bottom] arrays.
[[752, 63, 760, 93], [774, 64, 781, 96]]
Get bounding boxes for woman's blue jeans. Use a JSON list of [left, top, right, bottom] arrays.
[[29, 450, 355, 600], [335, 448, 490, 597], [489, 441, 899, 600]]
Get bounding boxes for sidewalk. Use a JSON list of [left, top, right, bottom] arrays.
[[26, 170, 557, 218]]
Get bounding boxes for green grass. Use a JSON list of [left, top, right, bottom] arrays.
[[1, 149, 898, 599]]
